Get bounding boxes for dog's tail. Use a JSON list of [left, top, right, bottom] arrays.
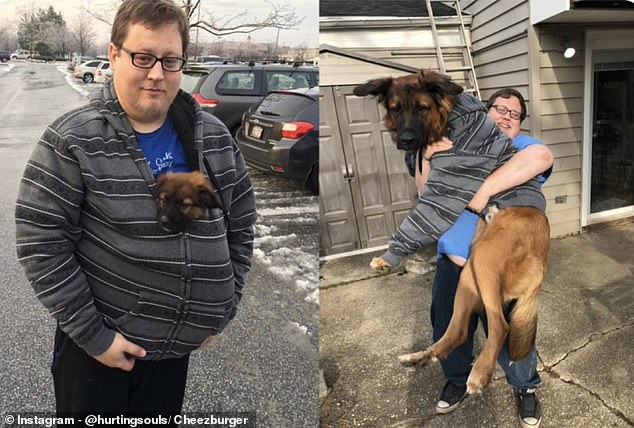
[[508, 289, 539, 362]]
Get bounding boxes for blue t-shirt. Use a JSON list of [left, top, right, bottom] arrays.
[[136, 117, 191, 176], [436, 134, 551, 259]]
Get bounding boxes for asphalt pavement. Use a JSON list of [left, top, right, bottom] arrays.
[[320, 220, 634, 427]]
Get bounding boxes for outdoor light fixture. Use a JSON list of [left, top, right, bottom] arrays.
[[564, 46, 576, 59], [560, 36, 576, 59]]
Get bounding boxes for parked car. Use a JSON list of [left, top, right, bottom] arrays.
[[181, 63, 319, 135], [235, 87, 319, 194], [0, 50, 9, 63], [74, 59, 107, 83], [11, 49, 31, 60], [181, 64, 214, 93], [94, 61, 113, 83], [30, 54, 55, 62]]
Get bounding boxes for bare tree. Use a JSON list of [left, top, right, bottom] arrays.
[[70, 5, 97, 56], [0, 20, 18, 51], [42, 20, 72, 58], [184, 0, 302, 38], [83, 0, 121, 28], [85, 0, 302, 38]]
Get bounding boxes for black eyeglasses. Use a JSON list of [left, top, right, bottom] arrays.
[[491, 104, 522, 120], [120, 46, 186, 72]]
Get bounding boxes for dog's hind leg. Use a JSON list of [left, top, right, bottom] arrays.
[[398, 261, 482, 369], [466, 256, 508, 394]]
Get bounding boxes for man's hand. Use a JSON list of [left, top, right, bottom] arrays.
[[370, 256, 392, 272], [93, 332, 146, 371], [467, 190, 490, 213], [424, 137, 453, 160]]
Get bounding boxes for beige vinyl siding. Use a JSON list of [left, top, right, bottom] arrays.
[[460, 0, 531, 102], [537, 28, 585, 237]]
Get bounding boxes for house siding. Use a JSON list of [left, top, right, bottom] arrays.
[[460, 0, 583, 238], [536, 27, 585, 237]]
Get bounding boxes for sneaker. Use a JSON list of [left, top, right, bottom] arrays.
[[515, 388, 542, 428], [436, 381, 468, 414]]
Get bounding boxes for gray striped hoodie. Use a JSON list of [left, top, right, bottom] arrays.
[[382, 93, 546, 267], [15, 81, 256, 360]]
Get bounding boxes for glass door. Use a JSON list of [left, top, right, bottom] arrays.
[[584, 42, 634, 224], [590, 54, 634, 213]]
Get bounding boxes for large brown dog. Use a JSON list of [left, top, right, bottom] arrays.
[[354, 69, 550, 394], [154, 171, 222, 232]]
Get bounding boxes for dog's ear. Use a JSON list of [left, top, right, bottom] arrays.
[[153, 173, 170, 198], [419, 70, 463, 109], [425, 72, 464, 98], [353, 77, 393, 101], [198, 187, 222, 209], [155, 173, 167, 187]]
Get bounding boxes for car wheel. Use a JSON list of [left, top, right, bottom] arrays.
[[306, 165, 319, 195], [83, 73, 94, 83]]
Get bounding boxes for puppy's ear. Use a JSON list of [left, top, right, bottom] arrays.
[[155, 174, 166, 187], [353, 77, 393, 101], [198, 187, 222, 209]]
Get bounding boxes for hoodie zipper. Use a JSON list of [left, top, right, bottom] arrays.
[[166, 231, 192, 355]]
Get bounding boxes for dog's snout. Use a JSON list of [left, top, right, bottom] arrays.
[[400, 131, 416, 143], [397, 131, 419, 151]]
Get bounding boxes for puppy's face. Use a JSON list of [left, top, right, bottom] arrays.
[[154, 171, 222, 233], [353, 69, 463, 152]]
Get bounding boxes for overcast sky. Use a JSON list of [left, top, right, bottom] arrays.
[[0, 0, 318, 48]]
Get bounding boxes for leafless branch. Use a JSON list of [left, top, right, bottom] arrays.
[[79, 0, 303, 39]]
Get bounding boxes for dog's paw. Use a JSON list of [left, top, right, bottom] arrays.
[[466, 378, 483, 395], [398, 350, 437, 369], [466, 365, 492, 395]]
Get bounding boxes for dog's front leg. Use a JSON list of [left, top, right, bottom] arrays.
[[399, 262, 481, 369]]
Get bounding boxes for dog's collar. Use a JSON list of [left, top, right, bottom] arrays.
[[466, 203, 498, 223]]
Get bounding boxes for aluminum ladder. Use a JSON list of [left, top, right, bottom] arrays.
[[425, 0, 481, 100]]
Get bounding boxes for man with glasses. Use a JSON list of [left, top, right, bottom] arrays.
[[16, 0, 255, 420], [411, 88, 552, 428]]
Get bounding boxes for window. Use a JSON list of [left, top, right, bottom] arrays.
[[217, 71, 255, 91], [266, 71, 313, 91]]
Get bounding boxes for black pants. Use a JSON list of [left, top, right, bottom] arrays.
[[52, 326, 189, 420]]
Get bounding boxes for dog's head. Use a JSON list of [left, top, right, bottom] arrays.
[[154, 171, 222, 233], [353, 69, 463, 152]]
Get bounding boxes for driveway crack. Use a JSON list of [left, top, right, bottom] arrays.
[[539, 321, 634, 425]]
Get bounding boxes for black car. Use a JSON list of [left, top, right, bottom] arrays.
[[235, 87, 319, 194], [0, 50, 9, 63], [181, 63, 318, 135]]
